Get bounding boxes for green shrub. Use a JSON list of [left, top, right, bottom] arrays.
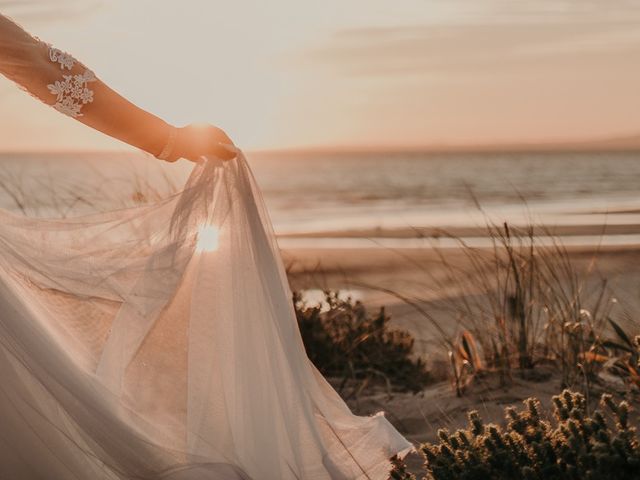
[[294, 291, 431, 394], [391, 390, 640, 480]]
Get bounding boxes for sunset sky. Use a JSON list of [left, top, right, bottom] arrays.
[[1, 0, 640, 151]]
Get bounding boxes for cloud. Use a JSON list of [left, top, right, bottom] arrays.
[[302, 1, 640, 77]]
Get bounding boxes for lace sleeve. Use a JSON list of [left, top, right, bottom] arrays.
[[1, 13, 176, 158], [45, 46, 96, 118], [0, 14, 97, 118]]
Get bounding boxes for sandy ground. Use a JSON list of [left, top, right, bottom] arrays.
[[343, 366, 603, 474], [280, 238, 640, 473], [283, 243, 640, 355]]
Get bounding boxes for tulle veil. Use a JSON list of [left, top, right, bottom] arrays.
[[0, 9, 413, 478], [0, 150, 413, 479]]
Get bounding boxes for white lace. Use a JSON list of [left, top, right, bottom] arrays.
[[46, 47, 96, 117]]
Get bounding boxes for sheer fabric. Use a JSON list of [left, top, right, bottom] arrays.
[[0, 150, 413, 479], [0, 12, 413, 479], [0, 14, 93, 114]]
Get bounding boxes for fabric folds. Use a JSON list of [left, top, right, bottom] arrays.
[[0, 151, 413, 479]]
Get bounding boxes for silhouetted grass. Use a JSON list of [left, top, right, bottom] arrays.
[[359, 220, 626, 398], [390, 389, 640, 480]]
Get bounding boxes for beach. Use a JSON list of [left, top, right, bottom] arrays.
[[2, 150, 640, 472], [4, 1, 640, 475], [2, 149, 639, 364], [282, 229, 640, 468], [284, 236, 640, 350]]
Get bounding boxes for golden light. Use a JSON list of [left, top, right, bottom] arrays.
[[196, 225, 220, 252]]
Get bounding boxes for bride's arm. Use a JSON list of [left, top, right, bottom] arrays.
[[0, 14, 235, 161]]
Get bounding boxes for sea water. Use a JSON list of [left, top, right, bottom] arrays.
[[1, 149, 640, 246]]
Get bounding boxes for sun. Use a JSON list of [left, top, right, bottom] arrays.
[[197, 224, 220, 252]]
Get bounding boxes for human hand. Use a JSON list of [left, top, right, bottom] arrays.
[[163, 123, 237, 163]]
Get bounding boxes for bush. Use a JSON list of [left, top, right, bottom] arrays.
[[294, 291, 431, 394], [391, 390, 640, 480]]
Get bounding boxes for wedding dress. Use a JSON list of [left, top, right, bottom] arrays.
[[0, 13, 413, 480]]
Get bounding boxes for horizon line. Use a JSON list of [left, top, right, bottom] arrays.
[[3, 131, 640, 156], [3, 144, 640, 156]]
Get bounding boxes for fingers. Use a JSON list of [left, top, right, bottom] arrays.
[[158, 153, 180, 163], [180, 145, 236, 162], [203, 127, 236, 161], [160, 124, 237, 163], [206, 125, 233, 146], [211, 143, 237, 161]]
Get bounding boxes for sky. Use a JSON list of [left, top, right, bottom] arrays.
[[1, 0, 640, 152]]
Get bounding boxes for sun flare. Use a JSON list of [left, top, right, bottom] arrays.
[[197, 224, 220, 252]]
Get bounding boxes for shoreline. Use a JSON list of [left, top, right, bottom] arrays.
[[277, 223, 640, 239]]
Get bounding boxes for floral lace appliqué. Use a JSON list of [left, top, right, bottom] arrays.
[[49, 47, 76, 71], [46, 46, 96, 117]]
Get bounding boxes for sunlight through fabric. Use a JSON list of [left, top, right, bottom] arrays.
[[197, 224, 219, 252], [0, 151, 412, 479]]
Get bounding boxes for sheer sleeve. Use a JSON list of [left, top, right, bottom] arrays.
[[0, 14, 97, 118], [0, 13, 174, 158], [43, 47, 96, 117]]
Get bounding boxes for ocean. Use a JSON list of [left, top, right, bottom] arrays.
[[2, 150, 640, 247]]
